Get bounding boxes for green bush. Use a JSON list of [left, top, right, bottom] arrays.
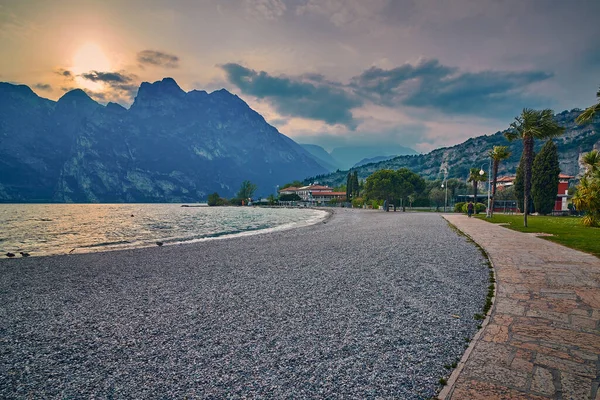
[[454, 202, 465, 213], [461, 202, 487, 213], [352, 197, 364, 208]]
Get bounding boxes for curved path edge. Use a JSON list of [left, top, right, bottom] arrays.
[[440, 215, 600, 400]]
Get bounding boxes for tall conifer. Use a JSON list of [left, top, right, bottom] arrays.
[[532, 140, 560, 215]]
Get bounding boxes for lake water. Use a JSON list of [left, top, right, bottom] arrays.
[[0, 204, 327, 257]]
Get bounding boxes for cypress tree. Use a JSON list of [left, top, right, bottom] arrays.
[[532, 140, 560, 215], [352, 171, 359, 198], [346, 172, 352, 201]]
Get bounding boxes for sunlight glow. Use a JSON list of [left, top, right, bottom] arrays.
[[71, 43, 111, 91]]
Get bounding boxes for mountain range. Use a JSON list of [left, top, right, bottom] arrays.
[[300, 143, 417, 171], [304, 109, 599, 187], [0, 78, 327, 202]]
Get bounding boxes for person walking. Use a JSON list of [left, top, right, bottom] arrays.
[[467, 201, 474, 218]]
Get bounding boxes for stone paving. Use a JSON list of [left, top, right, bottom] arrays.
[[440, 215, 600, 400]]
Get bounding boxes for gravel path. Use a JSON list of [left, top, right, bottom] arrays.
[[0, 209, 488, 399]]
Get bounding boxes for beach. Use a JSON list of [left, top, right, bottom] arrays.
[[0, 209, 488, 399]]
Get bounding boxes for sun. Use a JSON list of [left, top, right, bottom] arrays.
[[71, 43, 111, 91]]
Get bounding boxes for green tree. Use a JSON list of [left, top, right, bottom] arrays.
[[395, 168, 426, 210], [364, 169, 396, 203], [279, 193, 301, 202], [488, 146, 511, 216], [237, 180, 257, 201], [207, 192, 222, 206], [531, 140, 560, 215], [352, 171, 359, 198], [504, 108, 565, 226], [576, 86, 600, 124], [281, 181, 303, 189], [573, 150, 600, 226], [346, 172, 353, 201], [429, 187, 445, 211], [468, 167, 487, 204]]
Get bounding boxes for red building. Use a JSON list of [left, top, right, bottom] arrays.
[[496, 174, 573, 212]]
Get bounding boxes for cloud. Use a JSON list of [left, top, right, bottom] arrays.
[[352, 59, 553, 118], [33, 83, 52, 92], [55, 68, 74, 79], [221, 59, 553, 130], [79, 70, 140, 103], [244, 0, 286, 20], [137, 50, 180, 68], [220, 63, 362, 128], [80, 71, 134, 83]]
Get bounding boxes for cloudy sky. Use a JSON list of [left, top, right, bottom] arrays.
[[1, 0, 599, 152]]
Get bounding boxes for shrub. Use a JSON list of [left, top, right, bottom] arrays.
[[352, 197, 364, 208], [461, 202, 487, 213], [454, 202, 465, 213]]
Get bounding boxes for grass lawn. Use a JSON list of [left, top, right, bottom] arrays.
[[474, 214, 600, 258]]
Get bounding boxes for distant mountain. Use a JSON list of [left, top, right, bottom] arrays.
[[305, 109, 600, 188], [300, 144, 341, 171], [0, 79, 327, 202], [353, 155, 397, 168], [330, 145, 418, 170]]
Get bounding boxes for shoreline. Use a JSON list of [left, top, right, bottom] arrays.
[[0, 210, 488, 399], [1, 206, 331, 259]]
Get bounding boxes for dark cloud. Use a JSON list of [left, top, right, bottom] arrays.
[[137, 50, 180, 68], [352, 59, 552, 118], [221, 63, 362, 128], [79, 70, 139, 102], [222, 59, 553, 128], [80, 71, 133, 83], [55, 68, 74, 80], [33, 83, 52, 92]]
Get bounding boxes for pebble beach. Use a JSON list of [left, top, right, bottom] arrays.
[[0, 209, 489, 399]]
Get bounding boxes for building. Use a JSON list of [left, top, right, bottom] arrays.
[[495, 174, 573, 212], [278, 184, 346, 204]]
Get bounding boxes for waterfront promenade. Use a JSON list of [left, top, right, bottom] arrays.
[[441, 215, 600, 400]]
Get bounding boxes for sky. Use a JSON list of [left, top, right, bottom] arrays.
[[1, 0, 599, 153]]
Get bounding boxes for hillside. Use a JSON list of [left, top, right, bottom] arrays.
[[304, 109, 599, 187], [0, 79, 327, 202]]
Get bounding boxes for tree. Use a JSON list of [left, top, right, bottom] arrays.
[[468, 167, 487, 204], [281, 181, 303, 189], [576, 86, 600, 124], [429, 188, 445, 211], [279, 193, 301, 202], [364, 169, 396, 203], [504, 109, 565, 227], [364, 168, 425, 210], [207, 192, 222, 206], [346, 172, 353, 201], [573, 150, 600, 226], [352, 171, 359, 198], [531, 140, 560, 215], [488, 146, 511, 216], [236, 180, 257, 201]]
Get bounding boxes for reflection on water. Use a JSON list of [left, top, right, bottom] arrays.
[[0, 204, 325, 257]]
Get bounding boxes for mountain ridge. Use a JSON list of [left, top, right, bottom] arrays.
[[0, 79, 327, 202], [305, 109, 599, 187]]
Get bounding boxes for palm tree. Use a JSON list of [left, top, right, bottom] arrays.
[[581, 149, 600, 176], [488, 146, 511, 216], [505, 109, 565, 227], [468, 167, 487, 205], [576, 87, 600, 124]]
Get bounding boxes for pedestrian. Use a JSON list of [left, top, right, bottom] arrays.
[[467, 200, 474, 218]]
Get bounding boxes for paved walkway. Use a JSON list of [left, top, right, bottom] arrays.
[[441, 215, 600, 400]]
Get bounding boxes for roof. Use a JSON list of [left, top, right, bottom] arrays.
[[496, 176, 515, 183], [278, 186, 299, 192], [313, 192, 346, 196], [559, 174, 574, 179], [299, 185, 332, 190]]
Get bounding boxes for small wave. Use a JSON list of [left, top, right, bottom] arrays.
[[79, 240, 132, 248]]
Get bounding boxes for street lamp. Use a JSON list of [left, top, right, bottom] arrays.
[[479, 161, 492, 218], [441, 167, 448, 212]]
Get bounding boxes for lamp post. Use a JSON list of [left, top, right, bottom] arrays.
[[479, 161, 492, 218], [441, 167, 448, 212]]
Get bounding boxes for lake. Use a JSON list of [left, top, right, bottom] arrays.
[[0, 204, 326, 257]]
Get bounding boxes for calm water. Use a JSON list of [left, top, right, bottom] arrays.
[[0, 204, 326, 257]]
